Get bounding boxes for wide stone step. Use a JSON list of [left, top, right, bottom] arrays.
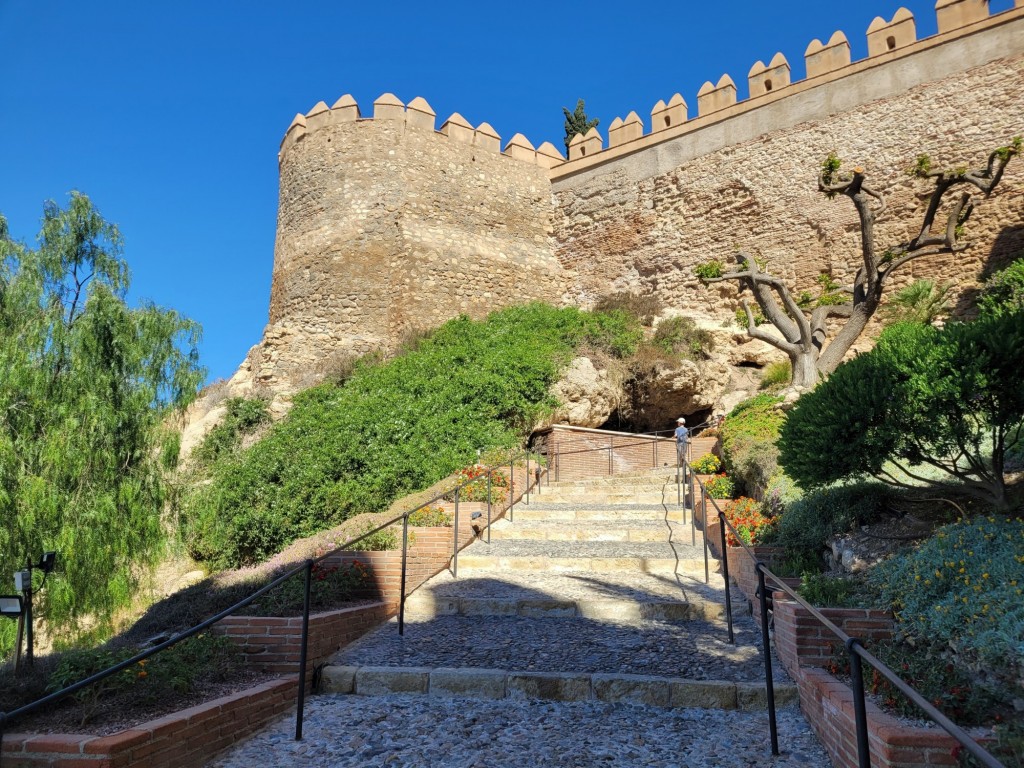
[[487, 519, 682, 542], [319, 665, 798, 712], [403, 593, 722, 622], [510, 505, 689, 523], [534, 491, 682, 504], [327, 613, 785, 683]]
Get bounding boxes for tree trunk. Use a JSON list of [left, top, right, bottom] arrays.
[[791, 350, 820, 389]]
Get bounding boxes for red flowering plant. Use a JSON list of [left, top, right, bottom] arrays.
[[452, 464, 508, 504], [722, 497, 776, 547]]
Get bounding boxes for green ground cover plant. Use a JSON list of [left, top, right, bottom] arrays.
[[720, 394, 784, 497], [240, 560, 372, 617], [759, 360, 791, 390], [181, 303, 640, 568]]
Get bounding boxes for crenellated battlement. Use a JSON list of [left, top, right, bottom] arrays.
[[278, 92, 565, 169], [559, 0, 1022, 169]]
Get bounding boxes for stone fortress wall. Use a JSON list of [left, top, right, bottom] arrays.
[[550, 0, 1024, 321], [243, 0, 1024, 391], [253, 96, 567, 386]]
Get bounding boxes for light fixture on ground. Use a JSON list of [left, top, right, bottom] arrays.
[[14, 550, 59, 669]]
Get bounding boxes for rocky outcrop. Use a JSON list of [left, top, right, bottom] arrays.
[[549, 357, 622, 428]]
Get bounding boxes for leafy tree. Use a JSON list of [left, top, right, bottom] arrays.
[[697, 139, 1020, 389], [562, 99, 599, 154], [0, 193, 203, 652], [878, 279, 951, 325], [978, 255, 1024, 317], [779, 312, 1024, 508]]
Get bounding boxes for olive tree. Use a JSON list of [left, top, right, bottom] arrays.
[[0, 193, 203, 652], [697, 139, 1020, 389], [778, 312, 1024, 508]]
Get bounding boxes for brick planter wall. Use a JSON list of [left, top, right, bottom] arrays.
[[773, 598, 894, 678], [2, 678, 298, 768], [796, 666, 965, 767]]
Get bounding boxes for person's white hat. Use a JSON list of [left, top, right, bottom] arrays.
[[676, 417, 686, 423]]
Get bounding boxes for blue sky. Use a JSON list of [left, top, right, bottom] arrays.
[[1, 0, 1015, 383]]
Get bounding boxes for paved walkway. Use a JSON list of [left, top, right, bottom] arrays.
[[208, 468, 832, 767]]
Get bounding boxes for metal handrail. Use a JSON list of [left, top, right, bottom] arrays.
[[688, 462, 1005, 768], [0, 448, 539, 749]]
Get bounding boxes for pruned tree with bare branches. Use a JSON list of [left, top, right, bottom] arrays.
[[696, 138, 1020, 389]]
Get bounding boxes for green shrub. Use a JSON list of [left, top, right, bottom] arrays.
[[407, 505, 452, 527], [593, 292, 662, 326], [978, 255, 1024, 317], [759, 361, 791, 390], [694, 260, 724, 280], [797, 573, 862, 607], [691, 453, 721, 474], [47, 633, 236, 726], [720, 395, 784, 497], [761, 481, 889, 559], [704, 473, 736, 500], [241, 560, 372, 616], [879, 279, 950, 325], [181, 304, 617, 568], [651, 316, 714, 360], [347, 525, 399, 552], [192, 397, 269, 466], [734, 305, 767, 328], [870, 516, 1024, 684]]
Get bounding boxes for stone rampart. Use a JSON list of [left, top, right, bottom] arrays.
[[251, 95, 568, 389], [550, 4, 1024, 321], [240, 2, 1024, 396]]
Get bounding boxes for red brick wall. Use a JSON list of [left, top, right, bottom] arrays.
[[773, 599, 894, 677], [796, 667, 964, 768], [538, 425, 717, 482], [2, 678, 297, 768]]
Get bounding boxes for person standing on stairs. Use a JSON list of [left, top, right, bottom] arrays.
[[675, 417, 689, 468]]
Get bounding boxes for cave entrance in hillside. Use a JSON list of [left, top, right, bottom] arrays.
[[596, 406, 714, 436]]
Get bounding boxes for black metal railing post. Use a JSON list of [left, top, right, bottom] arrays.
[[486, 473, 492, 545], [701, 485, 709, 584], [676, 447, 682, 507], [294, 558, 313, 741], [689, 464, 696, 546], [526, 453, 531, 504], [718, 510, 735, 644], [756, 565, 780, 756], [399, 515, 409, 635], [453, 487, 460, 578], [847, 639, 872, 768], [509, 456, 515, 522]]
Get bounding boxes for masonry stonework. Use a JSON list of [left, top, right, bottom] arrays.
[[240, 4, 1024, 394], [252, 103, 566, 387]]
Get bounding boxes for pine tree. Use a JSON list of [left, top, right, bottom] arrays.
[[563, 99, 599, 154]]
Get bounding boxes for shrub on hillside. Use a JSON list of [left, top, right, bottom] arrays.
[[593, 292, 662, 326], [192, 397, 269, 466], [720, 394, 784, 498], [651, 316, 715, 360], [978, 255, 1024, 317], [180, 303, 640, 568], [760, 482, 889, 561], [870, 516, 1024, 684]]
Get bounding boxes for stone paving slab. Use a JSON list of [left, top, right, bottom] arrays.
[[461, 539, 704, 559], [320, 664, 798, 710], [488, 519, 686, 542], [328, 614, 788, 682], [206, 694, 832, 768]]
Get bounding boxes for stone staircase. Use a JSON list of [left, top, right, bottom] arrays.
[[208, 468, 832, 767]]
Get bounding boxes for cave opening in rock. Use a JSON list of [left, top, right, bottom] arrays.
[[596, 406, 714, 436]]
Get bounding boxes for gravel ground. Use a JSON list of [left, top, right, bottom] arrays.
[[418, 570, 702, 602], [207, 694, 832, 768], [330, 614, 787, 682]]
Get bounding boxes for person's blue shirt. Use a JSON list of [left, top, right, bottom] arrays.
[[675, 425, 689, 443]]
